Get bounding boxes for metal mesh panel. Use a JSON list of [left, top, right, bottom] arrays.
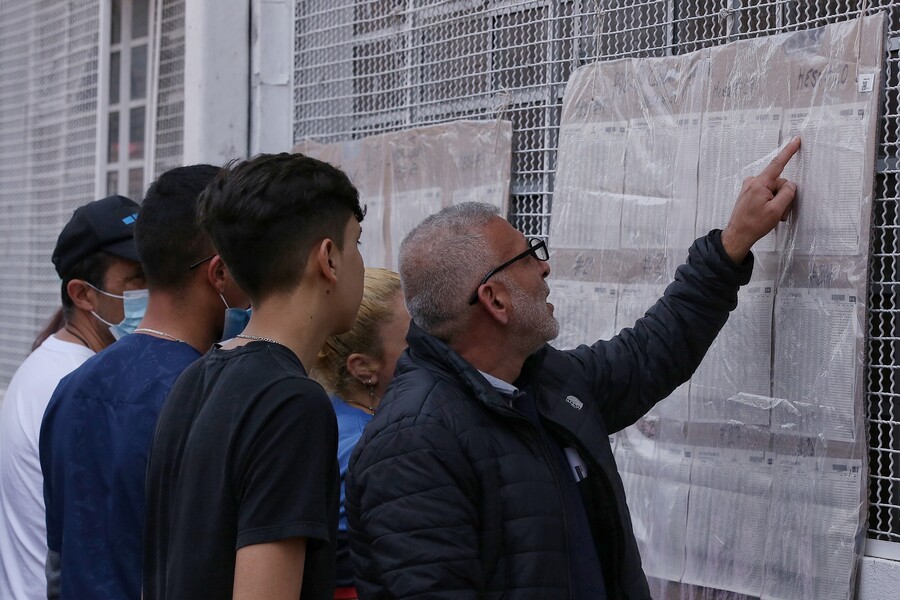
[[870, 28, 900, 541], [0, 0, 100, 389], [293, 0, 900, 548], [153, 0, 185, 176]]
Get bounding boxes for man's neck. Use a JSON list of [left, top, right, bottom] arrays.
[[465, 355, 525, 386], [59, 312, 111, 353], [137, 291, 216, 354], [452, 330, 528, 386], [228, 287, 336, 373]]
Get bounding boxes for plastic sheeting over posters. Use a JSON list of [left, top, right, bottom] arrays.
[[295, 120, 512, 269], [548, 14, 884, 600]]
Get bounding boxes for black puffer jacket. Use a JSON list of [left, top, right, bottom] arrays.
[[346, 232, 752, 600]]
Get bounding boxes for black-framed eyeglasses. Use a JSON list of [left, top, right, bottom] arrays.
[[188, 255, 215, 270], [468, 238, 549, 305]]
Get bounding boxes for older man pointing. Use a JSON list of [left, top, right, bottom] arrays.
[[347, 138, 801, 600]]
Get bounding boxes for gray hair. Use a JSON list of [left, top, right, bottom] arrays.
[[399, 202, 501, 341]]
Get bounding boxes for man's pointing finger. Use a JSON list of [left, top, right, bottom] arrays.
[[761, 137, 801, 181]]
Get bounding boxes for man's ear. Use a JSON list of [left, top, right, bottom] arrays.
[[206, 255, 227, 295], [346, 352, 380, 385], [476, 280, 510, 326], [66, 279, 98, 312], [315, 238, 338, 285]]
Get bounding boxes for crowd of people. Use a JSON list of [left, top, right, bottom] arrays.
[[0, 138, 799, 599]]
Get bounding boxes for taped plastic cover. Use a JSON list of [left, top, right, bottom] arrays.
[[548, 14, 884, 600], [295, 119, 512, 269]]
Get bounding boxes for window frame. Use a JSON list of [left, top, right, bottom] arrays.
[[95, 0, 157, 202]]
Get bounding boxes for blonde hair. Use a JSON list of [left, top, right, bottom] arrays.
[[313, 268, 402, 398]]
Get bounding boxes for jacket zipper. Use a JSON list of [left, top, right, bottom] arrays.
[[490, 402, 575, 600], [548, 423, 627, 598]]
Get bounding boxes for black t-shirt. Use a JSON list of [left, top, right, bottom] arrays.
[[143, 341, 340, 600]]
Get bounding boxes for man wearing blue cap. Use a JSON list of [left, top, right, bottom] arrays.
[[0, 195, 145, 600]]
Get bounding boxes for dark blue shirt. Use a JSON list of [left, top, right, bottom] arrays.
[[40, 334, 200, 600]]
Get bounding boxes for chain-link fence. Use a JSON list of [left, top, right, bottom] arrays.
[[293, 0, 900, 546], [0, 0, 185, 391], [0, 0, 102, 382]]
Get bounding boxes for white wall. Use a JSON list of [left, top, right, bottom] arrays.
[[250, 0, 293, 154], [183, 0, 250, 164], [858, 555, 900, 599]]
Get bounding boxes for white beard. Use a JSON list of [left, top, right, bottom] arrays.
[[508, 282, 559, 355]]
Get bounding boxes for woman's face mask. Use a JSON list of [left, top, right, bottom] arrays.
[[87, 284, 149, 340]]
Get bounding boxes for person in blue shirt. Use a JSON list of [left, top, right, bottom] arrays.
[[312, 267, 410, 599], [39, 165, 249, 600]]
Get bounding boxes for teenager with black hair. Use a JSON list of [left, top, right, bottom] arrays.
[[144, 153, 365, 600]]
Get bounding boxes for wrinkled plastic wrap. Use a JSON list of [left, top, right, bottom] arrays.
[[548, 14, 884, 600], [295, 120, 512, 269]]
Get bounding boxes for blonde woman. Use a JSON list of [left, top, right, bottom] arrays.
[[313, 268, 410, 599]]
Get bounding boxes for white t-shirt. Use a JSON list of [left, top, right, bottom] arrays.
[[0, 335, 93, 600]]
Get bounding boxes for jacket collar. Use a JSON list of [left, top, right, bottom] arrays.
[[406, 321, 533, 412], [404, 322, 599, 454]]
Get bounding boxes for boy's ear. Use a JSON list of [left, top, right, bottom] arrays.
[[315, 238, 338, 284]]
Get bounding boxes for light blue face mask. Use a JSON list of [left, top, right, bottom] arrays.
[[220, 294, 251, 341], [89, 286, 149, 340]]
